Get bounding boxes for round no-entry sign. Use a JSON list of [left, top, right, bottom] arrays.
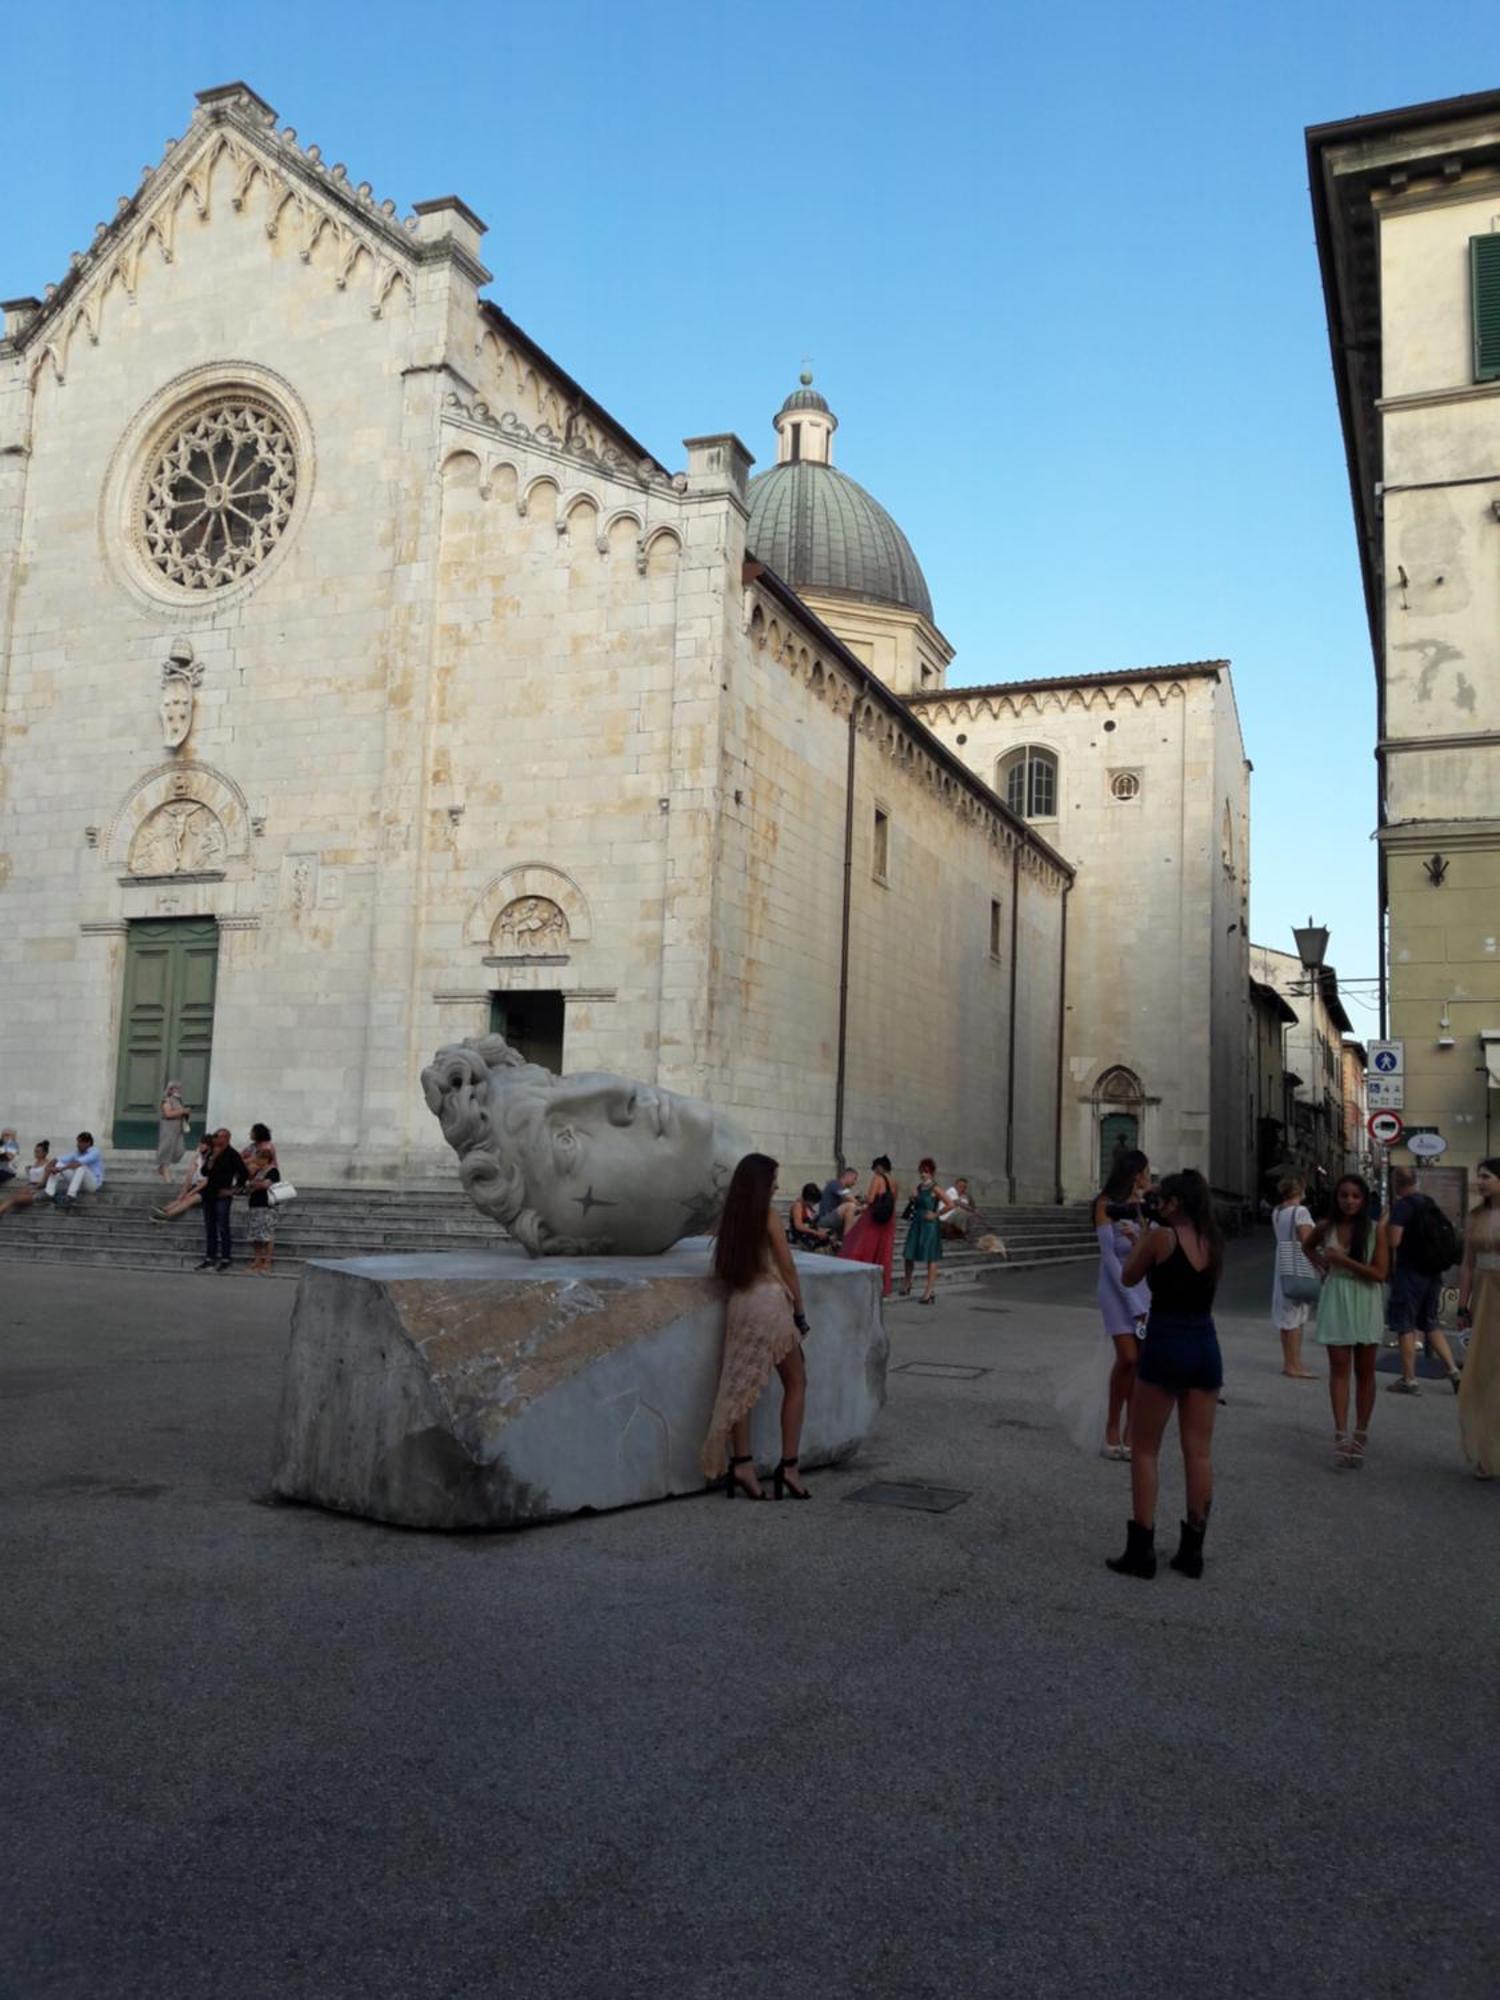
[[1368, 1111, 1403, 1146]]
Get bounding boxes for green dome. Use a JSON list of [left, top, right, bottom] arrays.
[[747, 460, 933, 622]]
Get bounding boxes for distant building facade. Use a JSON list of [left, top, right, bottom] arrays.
[[912, 667, 1253, 1200], [1251, 945, 1356, 1201], [1310, 90, 1500, 1185]]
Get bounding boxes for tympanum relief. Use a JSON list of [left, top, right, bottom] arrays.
[[494, 896, 569, 955], [128, 798, 228, 876]]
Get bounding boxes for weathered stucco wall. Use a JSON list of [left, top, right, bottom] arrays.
[[1375, 180, 1500, 1174]]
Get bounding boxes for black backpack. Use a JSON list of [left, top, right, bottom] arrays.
[[1402, 1197, 1459, 1276]]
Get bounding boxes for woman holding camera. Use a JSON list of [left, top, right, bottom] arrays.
[[702, 1152, 811, 1500], [839, 1154, 898, 1298], [1107, 1169, 1224, 1581]]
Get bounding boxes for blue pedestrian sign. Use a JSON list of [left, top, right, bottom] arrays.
[[1368, 1041, 1404, 1077]]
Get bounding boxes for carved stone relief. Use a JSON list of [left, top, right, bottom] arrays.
[[159, 638, 203, 749], [128, 799, 228, 875], [494, 896, 569, 955]]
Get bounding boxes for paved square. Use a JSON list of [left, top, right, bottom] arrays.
[[3, 1244, 1497, 1997]]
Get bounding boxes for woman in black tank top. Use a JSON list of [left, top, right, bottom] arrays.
[[1105, 1169, 1224, 1582]]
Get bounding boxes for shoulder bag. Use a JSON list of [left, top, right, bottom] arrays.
[[1275, 1207, 1320, 1303]]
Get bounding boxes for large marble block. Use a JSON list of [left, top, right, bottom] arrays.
[[270, 1242, 886, 1529]]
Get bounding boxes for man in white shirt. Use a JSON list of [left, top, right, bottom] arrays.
[[45, 1131, 106, 1208], [941, 1178, 978, 1238]]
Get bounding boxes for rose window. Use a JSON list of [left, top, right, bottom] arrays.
[[141, 402, 297, 590]]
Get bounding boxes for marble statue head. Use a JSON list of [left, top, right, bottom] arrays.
[[421, 1035, 750, 1256]]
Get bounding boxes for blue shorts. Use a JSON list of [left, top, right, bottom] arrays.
[[1386, 1266, 1440, 1336], [1137, 1311, 1223, 1395]]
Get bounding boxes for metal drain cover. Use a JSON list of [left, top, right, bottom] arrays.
[[893, 1362, 989, 1380], [846, 1481, 971, 1514]]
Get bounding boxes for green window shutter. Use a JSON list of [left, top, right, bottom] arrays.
[[1474, 234, 1500, 382]]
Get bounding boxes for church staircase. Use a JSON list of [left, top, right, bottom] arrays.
[[0, 1159, 1096, 1283]]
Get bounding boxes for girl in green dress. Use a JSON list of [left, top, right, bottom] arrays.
[[1308, 1175, 1390, 1471], [901, 1157, 944, 1304]]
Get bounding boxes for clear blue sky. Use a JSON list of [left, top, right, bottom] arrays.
[[6, 1, 1494, 1027]]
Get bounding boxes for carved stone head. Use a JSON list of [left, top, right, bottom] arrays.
[[159, 640, 203, 751], [421, 1035, 749, 1256]]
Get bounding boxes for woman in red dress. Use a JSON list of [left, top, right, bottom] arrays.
[[840, 1154, 898, 1297]]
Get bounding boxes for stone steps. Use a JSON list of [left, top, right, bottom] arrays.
[[0, 1174, 1097, 1281]]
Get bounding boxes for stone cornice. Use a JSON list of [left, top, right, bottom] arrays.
[[911, 664, 1223, 724], [1378, 817, 1500, 852]]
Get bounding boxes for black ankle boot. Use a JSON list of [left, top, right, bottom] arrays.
[[1169, 1518, 1206, 1578], [1105, 1519, 1156, 1579]]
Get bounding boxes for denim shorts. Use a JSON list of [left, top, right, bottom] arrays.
[[1386, 1266, 1440, 1335], [1136, 1311, 1223, 1395]]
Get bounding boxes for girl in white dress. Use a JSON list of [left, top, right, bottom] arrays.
[[1271, 1175, 1320, 1379]]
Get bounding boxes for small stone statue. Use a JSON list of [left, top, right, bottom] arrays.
[[159, 640, 203, 750], [421, 1035, 749, 1256]]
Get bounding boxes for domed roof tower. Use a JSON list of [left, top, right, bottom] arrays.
[[746, 375, 951, 694]]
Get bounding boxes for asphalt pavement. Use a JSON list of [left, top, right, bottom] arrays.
[[3, 1236, 1497, 1999]]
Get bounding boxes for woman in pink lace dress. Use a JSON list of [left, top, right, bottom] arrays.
[[701, 1152, 812, 1500]]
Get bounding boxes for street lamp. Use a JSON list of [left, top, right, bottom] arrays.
[[1292, 918, 1329, 973]]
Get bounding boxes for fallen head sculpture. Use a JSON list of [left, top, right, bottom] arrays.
[[421, 1035, 749, 1256]]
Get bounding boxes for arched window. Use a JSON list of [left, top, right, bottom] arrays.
[[997, 745, 1058, 819]]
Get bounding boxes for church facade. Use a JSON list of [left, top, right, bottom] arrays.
[[0, 83, 1075, 1197]]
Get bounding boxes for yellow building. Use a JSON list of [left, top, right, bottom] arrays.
[[1309, 90, 1500, 1182]]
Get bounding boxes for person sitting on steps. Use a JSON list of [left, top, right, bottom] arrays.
[[43, 1132, 105, 1211]]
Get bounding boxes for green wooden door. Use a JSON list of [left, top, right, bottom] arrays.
[[1098, 1112, 1139, 1189], [113, 918, 219, 1150]]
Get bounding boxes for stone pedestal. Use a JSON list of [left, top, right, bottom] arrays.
[[270, 1242, 886, 1529]]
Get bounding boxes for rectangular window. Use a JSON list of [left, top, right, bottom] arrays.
[[790, 421, 802, 461], [873, 807, 889, 882], [1474, 234, 1500, 382], [990, 899, 1002, 960]]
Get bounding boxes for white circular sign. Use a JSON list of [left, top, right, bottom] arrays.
[[1407, 1131, 1447, 1158], [1368, 1111, 1403, 1145]]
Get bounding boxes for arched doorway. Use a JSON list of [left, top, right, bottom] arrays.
[[1094, 1066, 1144, 1187]]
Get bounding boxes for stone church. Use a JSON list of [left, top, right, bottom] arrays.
[[0, 82, 1250, 1200]]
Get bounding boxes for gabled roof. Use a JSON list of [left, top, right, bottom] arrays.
[[1, 82, 667, 477]]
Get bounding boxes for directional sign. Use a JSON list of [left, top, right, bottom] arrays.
[[1407, 1131, 1448, 1159], [1369, 1041, 1404, 1076], [1368, 1111, 1403, 1146], [1366, 1076, 1404, 1111]]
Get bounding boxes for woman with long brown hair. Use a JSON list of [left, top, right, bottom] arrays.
[[701, 1152, 812, 1500], [1307, 1174, 1389, 1471], [1107, 1169, 1224, 1581]]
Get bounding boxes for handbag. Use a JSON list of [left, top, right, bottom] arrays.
[[267, 1181, 298, 1206], [1275, 1214, 1320, 1303]]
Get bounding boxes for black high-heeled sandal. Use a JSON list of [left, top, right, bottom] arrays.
[[772, 1456, 811, 1500], [725, 1454, 766, 1500]]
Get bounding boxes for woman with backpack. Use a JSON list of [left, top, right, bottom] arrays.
[[839, 1155, 898, 1298], [1307, 1175, 1390, 1471], [1455, 1157, 1500, 1480]]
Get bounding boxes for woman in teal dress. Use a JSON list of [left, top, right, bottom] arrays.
[[1307, 1175, 1389, 1471], [901, 1157, 944, 1303]]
